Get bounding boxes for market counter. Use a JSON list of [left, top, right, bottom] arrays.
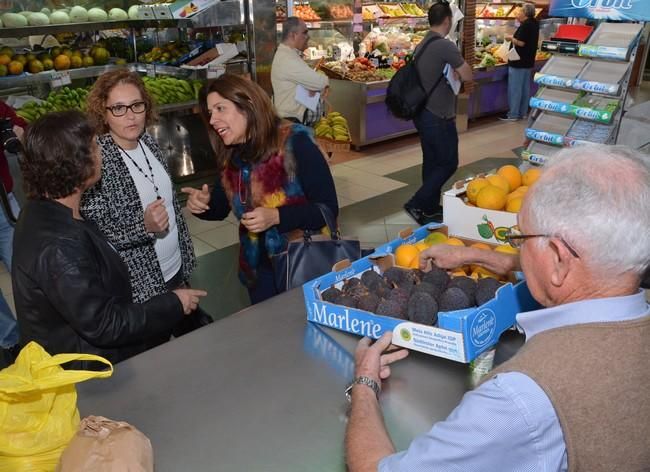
[[328, 78, 418, 149], [77, 287, 518, 471]]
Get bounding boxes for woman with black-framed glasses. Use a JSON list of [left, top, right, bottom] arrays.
[[80, 69, 210, 345]]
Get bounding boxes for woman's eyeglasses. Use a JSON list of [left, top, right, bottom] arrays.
[[505, 228, 580, 258], [106, 101, 147, 117]]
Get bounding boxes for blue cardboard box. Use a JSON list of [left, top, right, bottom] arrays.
[[302, 224, 540, 363]]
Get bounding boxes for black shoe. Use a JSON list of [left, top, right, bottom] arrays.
[[404, 204, 443, 226], [498, 115, 519, 122]]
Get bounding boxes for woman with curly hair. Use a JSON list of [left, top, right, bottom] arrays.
[[12, 111, 206, 368], [182, 74, 338, 304], [81, 69, 209, 341]]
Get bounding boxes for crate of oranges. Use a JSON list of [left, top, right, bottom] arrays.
[[443, 164, 543, 245]]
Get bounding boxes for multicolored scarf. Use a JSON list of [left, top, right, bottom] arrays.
[[221, 123, 323, 287]]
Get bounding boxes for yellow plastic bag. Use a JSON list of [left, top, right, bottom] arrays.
[[0, 342, 113, 472]]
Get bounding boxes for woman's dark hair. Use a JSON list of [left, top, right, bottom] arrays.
[[22, 111, 97, 199], [199, 74, 280, 167], [428, 1, 452, 26]]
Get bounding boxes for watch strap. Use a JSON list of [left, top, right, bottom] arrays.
[[345, 376, 381, 402]]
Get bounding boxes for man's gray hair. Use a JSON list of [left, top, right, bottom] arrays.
[[522, 2, 536, 18], [523, 145, 650, 277], [282, 16, 303, 42]]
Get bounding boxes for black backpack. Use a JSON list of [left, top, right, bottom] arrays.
[[385, 35, 445, 120]]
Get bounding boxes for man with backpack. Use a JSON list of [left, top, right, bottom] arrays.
[[402, 1, 472, 225]]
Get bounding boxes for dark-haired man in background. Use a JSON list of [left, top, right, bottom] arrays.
[[403, 1, 472, 226]]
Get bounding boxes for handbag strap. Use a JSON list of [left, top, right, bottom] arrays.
[[315, 202, 340, 239], [1, 353, 113, 394]]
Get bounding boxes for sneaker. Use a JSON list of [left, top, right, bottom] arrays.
[[498, 115, 519, 122], [403, 203, 426, 225], [404, 204, 443, 226]]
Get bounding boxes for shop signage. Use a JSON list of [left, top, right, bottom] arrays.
[[549, 0, 650, 21]]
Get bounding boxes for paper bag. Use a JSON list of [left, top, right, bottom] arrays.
[[495, 41, 512, 62], [56, 416, 153, 472]]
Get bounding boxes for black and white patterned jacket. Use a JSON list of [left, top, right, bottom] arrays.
[[81, 132, 196, 304]]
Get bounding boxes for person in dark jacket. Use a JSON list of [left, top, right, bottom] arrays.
[[182, 74, 338, 304], [12, 111, 206, 368], [500, 2, 539, 121]]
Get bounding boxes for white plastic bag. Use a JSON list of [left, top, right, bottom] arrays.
[[494, 41, 511, 62]]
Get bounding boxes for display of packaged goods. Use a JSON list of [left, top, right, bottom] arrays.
[[294, 4, 321, 21], [530, 88, 619, 124], [302, 224, 540, 363], [573, 60, 629, 95], [535, 55, 588, 87], [579, 22, 643, 61], [526, 112, 575, 145], [522, 141, 561, 166], [566, 119, 615, 145]]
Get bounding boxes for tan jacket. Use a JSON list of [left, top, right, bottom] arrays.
[[271, 43, 329, 121]]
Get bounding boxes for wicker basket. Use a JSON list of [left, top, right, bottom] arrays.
[[316, 137, 351, 154]]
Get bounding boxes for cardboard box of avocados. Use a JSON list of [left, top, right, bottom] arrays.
[[302, 224, 540, 363], [443, 178, 519, 245]]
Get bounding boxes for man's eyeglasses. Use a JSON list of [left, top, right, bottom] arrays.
[[505, 228, 580, 259], [106, 101, 147, 117]]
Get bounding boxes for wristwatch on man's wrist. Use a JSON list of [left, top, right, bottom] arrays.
[[345, 376, 381, 402]]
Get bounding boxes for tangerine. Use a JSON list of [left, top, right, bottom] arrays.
[[466, 177, 489, 204], [69, 55, 82, 68], [446, 237, 465, 247], [476, 185, 507, 210], [27, 59, 43, 74], [522, 168, 542, 187], [0, 54, 10, 66], [470, 242, 492, 251], [505, 196, 523, 213], [486, 174, 510, 193], [497, 165, 522, 192], [7, 60, 23, 75], [53, 54, 71, 71], [394, 244, 420, 268]]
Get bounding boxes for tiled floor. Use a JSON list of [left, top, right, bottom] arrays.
[[1, 118, 528, 319]]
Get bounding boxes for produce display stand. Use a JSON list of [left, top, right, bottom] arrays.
[[522, 18, 646, 166]]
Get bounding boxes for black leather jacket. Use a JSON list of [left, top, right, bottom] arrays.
[[13, 199, 184, 368]]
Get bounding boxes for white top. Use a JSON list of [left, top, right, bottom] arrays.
[[120, 142, 182, 282], [271, 43, 329, 120]]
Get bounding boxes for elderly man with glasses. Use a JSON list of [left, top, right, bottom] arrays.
[[345, 145, 650, 471], [271, 16, 329, 125]]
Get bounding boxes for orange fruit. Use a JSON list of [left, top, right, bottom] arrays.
[[476, 185, 508, 210], [394, 244, 420, 268], [69, 55, 82, 68], [451, 268, 467, 277], [470, 242, 492, 251], [409, 256, 421, 269], [466, 177, 489, 204], [12, 54, 27, 65], [82, 56, 94, 67], [53, 54, 71, 71], [27, 59, 43, 74], [471, 266, 501, 281], [506, 196, 523, 213], [486, 174, 510, 193], [414, 241, 428, 252], [446, 237, 465, 247], [7, 61, 23, 75], [497, 165, 522, 192], [0, 54, 11, 66], [494, 244, 519, 255], [522, 168, 542, 187], [42, 58, 54, 70]]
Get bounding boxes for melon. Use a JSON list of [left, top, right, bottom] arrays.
[[87, 8, 108, 21], [49, 10, 71, 24], [128, 5, 140, 19], [108, 8, 128, 20], [18, 11, 33, 19], [69, 6, 88, 22], [28, 12, 50, 26], [2, 13, 29, 27], [40, 7, 51, 15]]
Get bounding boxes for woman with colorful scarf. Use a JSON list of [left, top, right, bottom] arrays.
[[182, 74, 338, 304]]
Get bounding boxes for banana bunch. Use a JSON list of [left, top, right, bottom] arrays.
[[16, 86, 90, 123], [142, 76, 198, 105], [314, 112, 350, 142]]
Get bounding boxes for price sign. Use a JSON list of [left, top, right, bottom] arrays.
[[146, 64, 156, 78], [207, 64, 226, 79], [50, 71, 71, 88]]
